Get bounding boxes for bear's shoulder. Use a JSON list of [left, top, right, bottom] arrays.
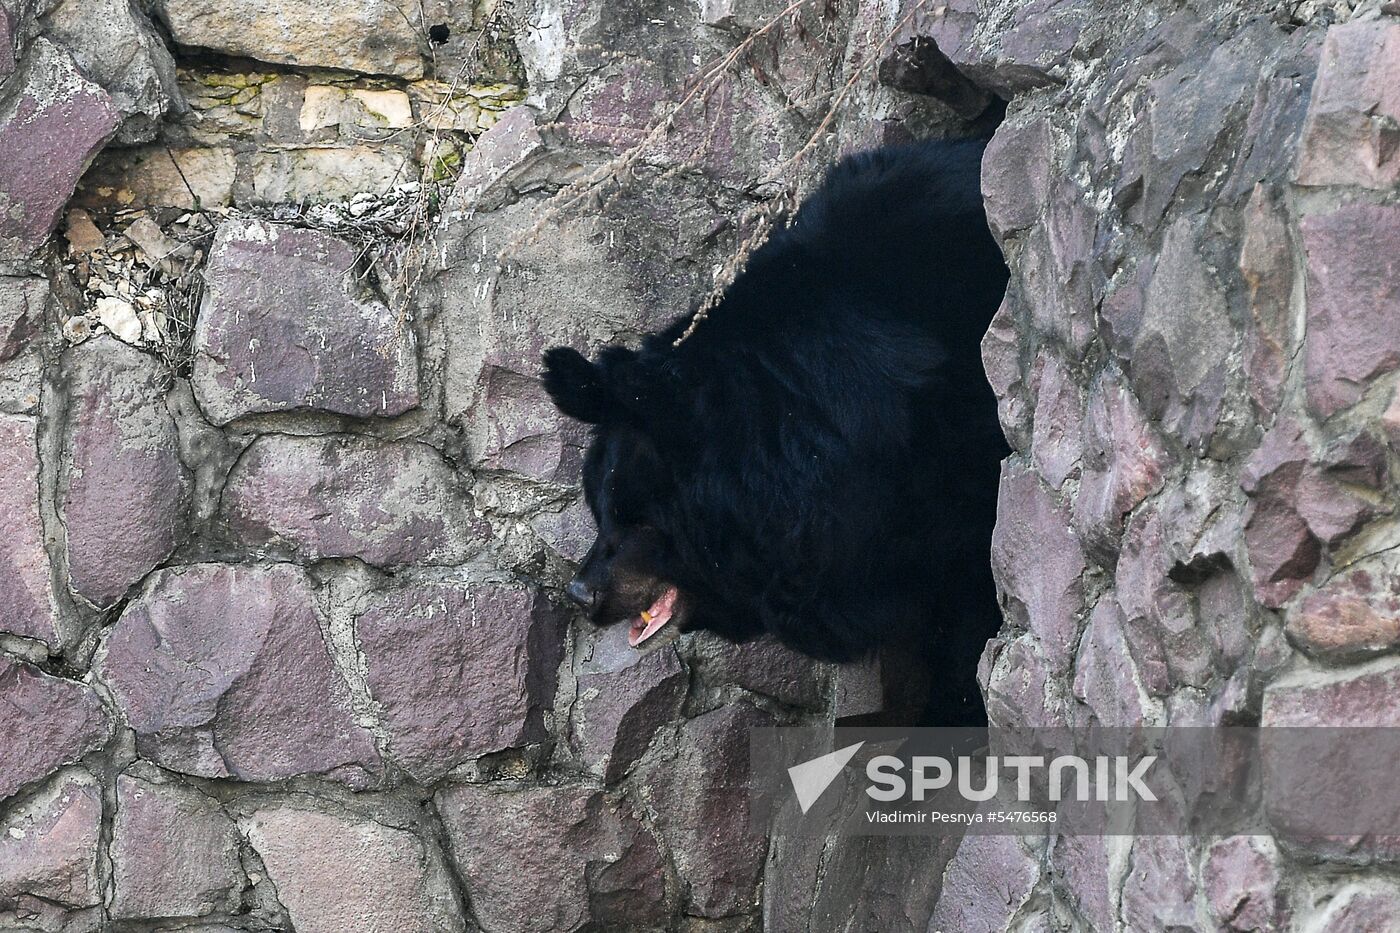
[[646, 138, 1003, 366]]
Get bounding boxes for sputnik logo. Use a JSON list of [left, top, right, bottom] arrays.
[[787, 741, 865, 814]]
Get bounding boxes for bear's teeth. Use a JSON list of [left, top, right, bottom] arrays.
[[629, 589, 678, 647]]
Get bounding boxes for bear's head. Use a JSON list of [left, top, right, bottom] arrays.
[[541, 343, 753, 649]]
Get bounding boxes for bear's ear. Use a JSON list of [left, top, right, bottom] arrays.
[[541, 346, 612, 424]]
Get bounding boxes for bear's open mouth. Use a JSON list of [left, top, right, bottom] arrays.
[[628, 586, 679, 647]]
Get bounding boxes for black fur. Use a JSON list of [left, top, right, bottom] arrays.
[[542, 139, 1009, 725]]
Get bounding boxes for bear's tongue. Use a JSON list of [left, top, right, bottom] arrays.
[[629, 587, 679, 647]]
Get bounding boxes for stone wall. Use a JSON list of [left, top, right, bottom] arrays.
[[2, 0, 1399, 930], [969, 1, 1400, 928]]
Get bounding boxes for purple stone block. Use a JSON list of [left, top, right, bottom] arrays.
[[193, 218, 420, 424], [0, 40, 119, 260], [356, 579, 567, 782], [97, 563, 381, 786]]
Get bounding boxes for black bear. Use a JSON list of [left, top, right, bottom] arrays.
[[542, 139, 1009, 725]]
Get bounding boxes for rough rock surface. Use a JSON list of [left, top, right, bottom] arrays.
[[0, 275, 47, 412], [439, 198, 641, 484], [990, 463, 1086, 675], [438, 171, 731, 484], [192, 218, 420, 424], [110, 769, 245, 919], [928, 834, 1041, 932], [0, 659, 111, 802], [944, 2, 1400, 927], [0, 413, 59, 645], [356, 578, 567, 782], [41, 0, 182, 144], [449, 105, 546, 212], [0, 769, 103, 933], [636, 704, 773, 918], [61, 336, 189, 609], [437, 782, 668, 933], [1295, 18, 1400, 189], [1299, 882, 1400, 931], [0, 38, 119, 260], [571, 629, 689, 782], [1203, 835, 1286, 931], [1288, 558, 1400, 660], [97, 563, 381, 786], [1121, 835, 1199, 932], [1262, 661, 1400, 729], [221, 434, 482, 566], [242, 803, 464, 933], [158, 0, 425, 78], [688, 633, 833, 710], [1300, 204, 1400, 418]]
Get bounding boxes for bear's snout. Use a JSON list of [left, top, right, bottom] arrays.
[[565, 577, 598, 611]]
